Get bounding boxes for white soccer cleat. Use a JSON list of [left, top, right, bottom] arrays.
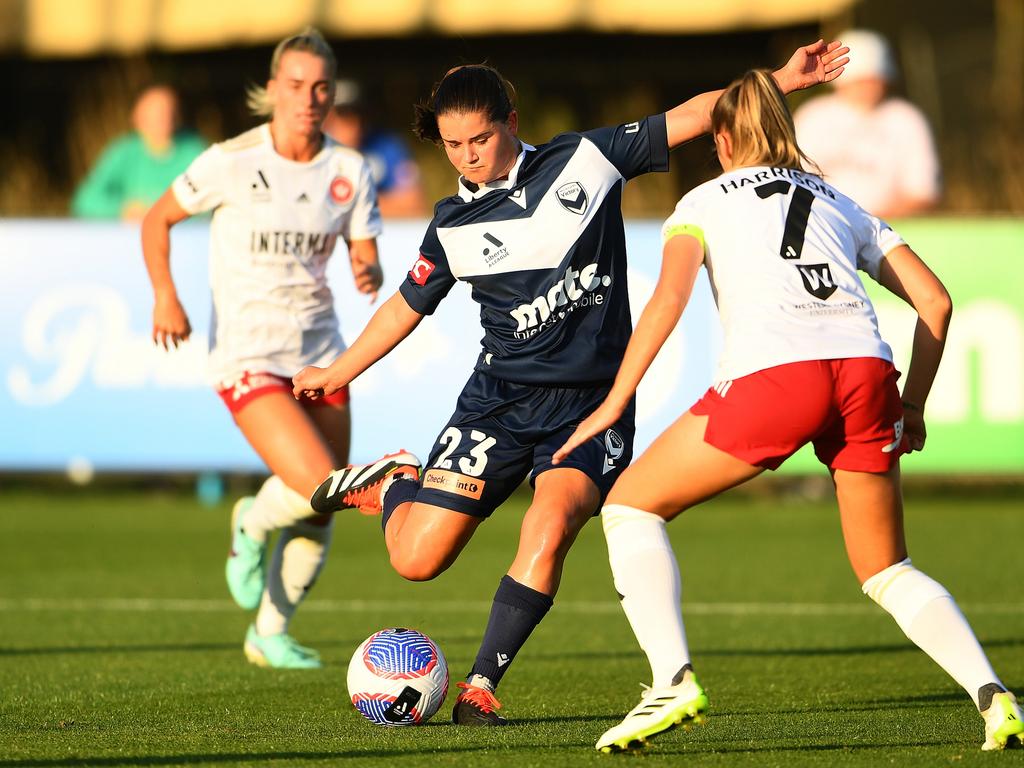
[[310, 451, 421, 515], [981, 687, 1024, 751], [596, 666, 709, 753]]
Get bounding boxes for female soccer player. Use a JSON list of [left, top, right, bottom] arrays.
[[293, 43, 848, 724], [142, 28, 383, 669], [552, 68, 1023, 752]]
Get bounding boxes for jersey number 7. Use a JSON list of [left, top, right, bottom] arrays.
[[755, 180, 814, 260]]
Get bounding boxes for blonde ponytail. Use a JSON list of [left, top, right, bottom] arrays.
[[711, 69, 820, 174]]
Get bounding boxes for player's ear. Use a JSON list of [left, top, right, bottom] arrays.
[[506, 110, 518, 136]]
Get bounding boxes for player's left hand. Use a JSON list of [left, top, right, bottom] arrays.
[[552, 400, 625, 465], [776, 39, 850, 93], [351, 254, 383, 304], [902, 408, 927, 453]]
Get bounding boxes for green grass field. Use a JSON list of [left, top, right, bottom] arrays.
[[1, 482, 1021, 767]]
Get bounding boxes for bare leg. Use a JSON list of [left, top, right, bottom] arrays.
[[608, 411, 764, 520], [834, 465, 1005, 716]]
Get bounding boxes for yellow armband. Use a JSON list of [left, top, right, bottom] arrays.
[[662, 223, 705, 250]]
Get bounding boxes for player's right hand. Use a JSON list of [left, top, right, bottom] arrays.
[[552, 400, 624, 465], [152, 295, 191, 349], [293, 365, 337, 400]]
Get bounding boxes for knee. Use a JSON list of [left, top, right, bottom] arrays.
[[525, 507, 583, 560], [389, 551, 445, 582]]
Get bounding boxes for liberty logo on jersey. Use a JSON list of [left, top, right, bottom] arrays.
[[509, 262, 611, 336], [481, 233, 510, 268], [796, 263, 838, 300], [410, 254, 435, 286], [556, 182, 588, 215]]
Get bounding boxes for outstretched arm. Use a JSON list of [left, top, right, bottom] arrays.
[[665, 39, 849, 149], [293, 290, 424, 399], [876, 244, 952, 453], [552, 234, 704, 464]]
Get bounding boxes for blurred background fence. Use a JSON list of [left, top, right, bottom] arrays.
[[2, 0, 1022, 479]]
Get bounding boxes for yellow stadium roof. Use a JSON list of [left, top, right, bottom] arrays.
[[3, 0, 856, 56]]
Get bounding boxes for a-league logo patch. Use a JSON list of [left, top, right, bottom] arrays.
[[556, 181, 588, 215], [409, 254, 435, 285], [330, 176, 354, 204]]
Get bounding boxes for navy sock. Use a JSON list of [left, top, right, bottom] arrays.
[[469, 575, 553, 688], [381, 477, 418, 533]]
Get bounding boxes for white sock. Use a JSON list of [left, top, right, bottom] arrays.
[[863, 558, 1003, 708], [603, 504, 691, 688], [243, 476, 315, 544], [255, 519, 333, 636]]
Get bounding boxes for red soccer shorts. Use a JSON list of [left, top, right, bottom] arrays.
[[690, 357, 905, 473], [217, 371, 350, 415]]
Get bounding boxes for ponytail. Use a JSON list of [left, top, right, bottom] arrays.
[[711, 68, 819, 173]]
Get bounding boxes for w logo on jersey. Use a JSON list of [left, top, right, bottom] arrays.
[[796, 263, 838, 300]]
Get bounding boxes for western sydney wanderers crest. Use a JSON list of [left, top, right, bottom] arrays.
[[330, 176, 354, 204], [556, 181, 588, 215]]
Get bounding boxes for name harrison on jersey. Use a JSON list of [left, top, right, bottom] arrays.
[[719, 167, 837, 199], [249, 230, 337, 257]]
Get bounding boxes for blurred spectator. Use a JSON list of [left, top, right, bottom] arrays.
[[794, 29, 941, 218], [72, 85, 206, 220], [323, 80, 426, 217]]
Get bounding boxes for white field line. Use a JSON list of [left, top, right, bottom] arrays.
[[1, 597, 1023, 616]]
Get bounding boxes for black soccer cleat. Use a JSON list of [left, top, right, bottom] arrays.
[[310, 451, 420, 515], [452, 682, 508, 726]]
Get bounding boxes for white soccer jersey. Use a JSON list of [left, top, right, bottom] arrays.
[[172, 124, 381, 386], [662, 166, 905, 382]]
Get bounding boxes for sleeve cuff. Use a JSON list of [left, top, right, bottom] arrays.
[[647, 113, 670, 172]]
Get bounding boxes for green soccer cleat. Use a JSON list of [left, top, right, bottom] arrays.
[[243, 624, 322, 669], [981, 688, 1024, 751], [225, 497, 265, 611], [596, 666, 709, 753]]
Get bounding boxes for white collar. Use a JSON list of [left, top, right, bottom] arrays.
[[456, 142, 536, 202]]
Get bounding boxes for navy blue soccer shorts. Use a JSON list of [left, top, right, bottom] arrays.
[[414, 371, 635, 518]]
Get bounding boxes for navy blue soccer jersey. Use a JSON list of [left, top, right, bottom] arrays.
[[400, 114, 669, 386]]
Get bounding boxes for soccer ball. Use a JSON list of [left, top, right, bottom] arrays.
[[347, 628, 449, 726]]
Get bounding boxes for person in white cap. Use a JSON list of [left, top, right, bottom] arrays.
[[794, 29, 941, 218]]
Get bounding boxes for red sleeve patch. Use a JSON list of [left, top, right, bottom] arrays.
[[409, 254, 436, 285]]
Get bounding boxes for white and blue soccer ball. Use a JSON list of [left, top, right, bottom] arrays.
[[347, 628, 449, 726]]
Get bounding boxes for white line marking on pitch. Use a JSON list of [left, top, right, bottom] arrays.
[[1, 598, 1022, 615]]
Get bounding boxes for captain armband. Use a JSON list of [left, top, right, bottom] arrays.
[[662, 223, 705, 251]]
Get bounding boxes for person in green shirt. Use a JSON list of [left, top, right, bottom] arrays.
[[72, 85, 206, 220]]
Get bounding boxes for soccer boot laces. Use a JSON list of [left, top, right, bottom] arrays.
[[980, 684, 1024, 750], [596, 665, 709, 753], [310, 451, 421, 515], [452, 682, 508, 726], [243, 624, 322, 669], [225, 496, 266, 610]]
